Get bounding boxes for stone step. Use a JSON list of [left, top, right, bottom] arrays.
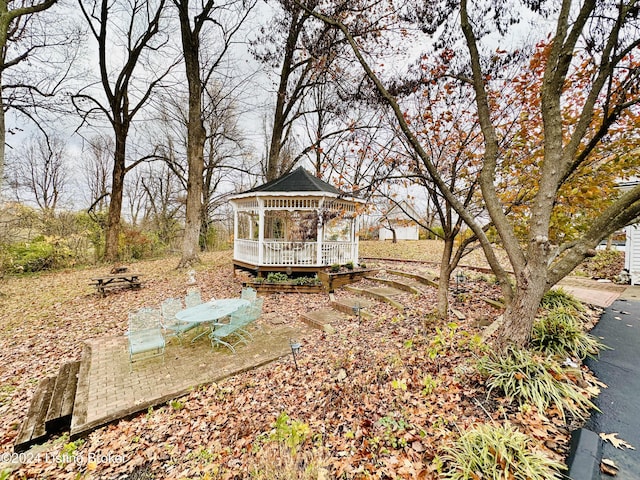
[[299, 309, 343, 333], [14, 376, 56, 452], [344, 285, 405, 312], [331, 297, 375, 319], [45, 361, 81, 433], [364, 275, 421, 295]]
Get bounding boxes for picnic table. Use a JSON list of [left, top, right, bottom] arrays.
[[90, 273, 143, 296]]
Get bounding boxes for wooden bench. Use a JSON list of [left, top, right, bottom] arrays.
[[90, 274, 142, 296]]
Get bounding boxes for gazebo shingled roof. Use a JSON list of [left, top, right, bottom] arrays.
[[244, 167, 341, 195]]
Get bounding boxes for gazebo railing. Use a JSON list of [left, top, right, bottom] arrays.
[[321, 242, 353, 265], [263, 241, 316, 265], [235, 239, 259, 264], [234, 239, 356, 267]]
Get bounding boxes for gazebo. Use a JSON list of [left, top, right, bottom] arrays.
[[229, 167, 364, 274]]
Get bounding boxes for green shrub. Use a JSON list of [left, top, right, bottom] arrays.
[[330, 263, 340, 273], [265, 272, 289, 283], [478, 347, 596, 419], [291, 275, 321, 286], [255, 412, 311, 456], [5, 237, 72, 273], [531, 307, 606, 359], [440, 422, 564, 479], [427, 225, 445, 240]]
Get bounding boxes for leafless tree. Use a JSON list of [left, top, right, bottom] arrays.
[[0, 0, 79, 191], [139, 158, 183, 247], [81, 135, 113, 212], [8, 133, 68, 216], [172, 0, 256, 267], [73, 0, 175, 262], [252, 0, 347, 181]]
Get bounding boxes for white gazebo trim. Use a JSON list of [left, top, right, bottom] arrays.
[[229, 168, 364, 272]]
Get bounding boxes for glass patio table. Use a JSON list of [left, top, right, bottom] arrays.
[[175, 298, 251, 343]]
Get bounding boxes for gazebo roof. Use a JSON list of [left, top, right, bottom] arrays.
[[244, 167, 341, 195]]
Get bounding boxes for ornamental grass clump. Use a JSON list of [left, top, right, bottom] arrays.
[[441, 422, 565, 480], [478, 347, 596, 420], [540, 289, 585, 316], [531, 306, 607, 359]]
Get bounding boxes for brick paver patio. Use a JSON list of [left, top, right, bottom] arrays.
[[70, 323, 312, 438]]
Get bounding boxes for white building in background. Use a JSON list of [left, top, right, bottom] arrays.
[[621, 180, 640, 285], [625, 223, 640, 285], [378, 200, 420, 241]]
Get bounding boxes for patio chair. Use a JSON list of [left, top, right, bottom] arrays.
[[229, 297, 264, 339], [127, 307, 165, 371], [241, 286, 257, 302], [208, 317, 250, 353], [185, 288, 203, 308], [161, 297, 194, 343]]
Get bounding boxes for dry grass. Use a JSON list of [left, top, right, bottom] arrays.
[[359, 240, 507, 269]]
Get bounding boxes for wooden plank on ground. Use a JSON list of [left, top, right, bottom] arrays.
[[14, 376, 55, 452], [364, 276, 421, 295], [387, 270, 439, 288], [45, 361, 81, 432]]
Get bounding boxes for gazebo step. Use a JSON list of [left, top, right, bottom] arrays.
[[45, 361, 81, 433], [14, 376, 56, 452]]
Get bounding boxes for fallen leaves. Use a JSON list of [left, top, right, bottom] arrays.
[[601, 458, 619, 475], [0, 247, 603, 479], [600, 432, 636, 450]]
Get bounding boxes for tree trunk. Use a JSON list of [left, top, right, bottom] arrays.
[[265, 8, 305, 182], [492, 265, 549, 349], [435, 235, 456, 319], [176, 1, 205, 268], [104, 130, 127, 262], [436, 264, 452, 320], [0, 76, 5, 192]]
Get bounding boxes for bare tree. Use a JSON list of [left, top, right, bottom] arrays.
[[8, 133, 68, 215], [172, 0, 256, 267], [0, 0, 78, 190], [140, 161, 182, 247], [124, 167, 148, 227], [81, 135, 113, 211], [73, 0, 174, 262], [252, 0, 349, 181]]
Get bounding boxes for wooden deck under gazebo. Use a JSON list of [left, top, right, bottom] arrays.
[[229, 167, 364, 275]]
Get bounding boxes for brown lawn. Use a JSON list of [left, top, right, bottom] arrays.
[[0, 242, 592, 479]]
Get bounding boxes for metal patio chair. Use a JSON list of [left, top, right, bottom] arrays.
[[185, 288, 203, 308], [127, 307, 165, 371], [161, 297, 194, 343]]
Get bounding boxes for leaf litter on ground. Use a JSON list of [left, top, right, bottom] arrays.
[[0, 241, 604, 479]]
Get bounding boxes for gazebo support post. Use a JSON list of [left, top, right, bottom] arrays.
[[353, 216, 360, 265], [233, 209, 239, 260], [316, 203, 324, 266], [258, 199, 265, 265]]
